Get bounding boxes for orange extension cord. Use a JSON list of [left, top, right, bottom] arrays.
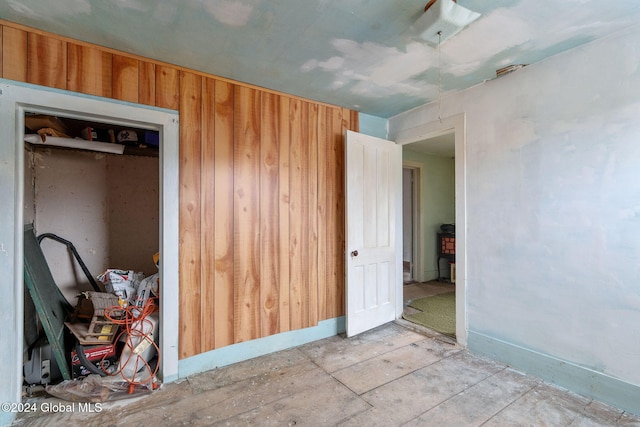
[[103, 298, 161, 393]]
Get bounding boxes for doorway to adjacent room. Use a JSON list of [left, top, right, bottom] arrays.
[[396, 114, 464, 342]]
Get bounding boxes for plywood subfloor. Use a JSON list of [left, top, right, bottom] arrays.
[[15, 322, 639, 426]]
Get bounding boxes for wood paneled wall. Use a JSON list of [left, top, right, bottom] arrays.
[[1, 21, 358, 359]]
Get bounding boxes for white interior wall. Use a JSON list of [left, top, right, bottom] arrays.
[[32, 148, 110, 302], [403, 149, 455, 281], [22, 148, 38, 355], [23, 148, 35, 225], [27, 148, 159, 304], [108, 155, 159, 275], [402, 168, 413, 264], [390, 25, 640, 389]]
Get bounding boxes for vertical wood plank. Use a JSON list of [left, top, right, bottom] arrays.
[[214, 80, 235, 348], [341, 108, 352, 317], [278, 96, 291, 333], [233, 85, 261, 343], [308, 102, 319, 327], [260, 92, 280, 336], [178, 71, 202, 359], [139, 61, 156, 106], [334, 108, 346, 318], [288, 99, 310, 330], [2, 26, 27, 81], [67, 43, 112, 97], [200, 77, 216, 352], [342, 107, 352, 131], [300, 102, 310, 328], [350, 109, 360, 132], [288, 99, 303, 330], [323, 107, 336, 320], [156, 65, 180, 110], [112, 54, 139, 103], [27, 33, 66, 89], [0, 25, 3, 77], [316, 104, 328, 321], [325, 107, 345, 319]]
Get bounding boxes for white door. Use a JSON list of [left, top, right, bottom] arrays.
[[345, 130, 402, 337]]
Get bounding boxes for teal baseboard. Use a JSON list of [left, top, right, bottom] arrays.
[[468, 330, 640, 416], [1, 413, 13, 427], [178, 316, 345, 379]]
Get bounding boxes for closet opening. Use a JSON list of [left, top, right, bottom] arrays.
[[24, 112, 161, 390], [0, 81, 180, 405]]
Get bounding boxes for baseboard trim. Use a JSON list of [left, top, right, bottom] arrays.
[[178, 317, 345, 379], [467, 330, 640, 415], [1, 413, 13, 427]]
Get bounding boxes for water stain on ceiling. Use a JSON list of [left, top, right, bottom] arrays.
[[1, 0, 639, 118]]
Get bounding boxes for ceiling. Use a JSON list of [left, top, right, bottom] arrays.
[[2, 0, 639, 118], [407, 132, 455, 157]]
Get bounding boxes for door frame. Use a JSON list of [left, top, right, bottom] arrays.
[[393, 113, 467, 345], [402, 161, 424, 283], [0, 80, 180, 411]]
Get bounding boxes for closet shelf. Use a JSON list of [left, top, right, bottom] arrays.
[[25, 134, 125, 155]]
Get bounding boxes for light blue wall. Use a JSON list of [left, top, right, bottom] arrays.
[[389, 26, 640, 415], [402, 149, 455, 280], [358, 113, 387, 139]]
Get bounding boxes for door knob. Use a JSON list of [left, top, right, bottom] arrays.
[[351, 250, 359, 257]]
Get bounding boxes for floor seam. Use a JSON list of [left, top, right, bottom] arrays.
[[478, 380, 541, 426], [398, 366, 512, 427], [320, 335, 438, 377], [336, 338, 469, 398], [352, 351, 468, 401], [305, 349, 376, 406]]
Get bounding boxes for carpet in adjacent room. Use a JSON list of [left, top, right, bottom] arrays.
[[404, 292, 455, 337]]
